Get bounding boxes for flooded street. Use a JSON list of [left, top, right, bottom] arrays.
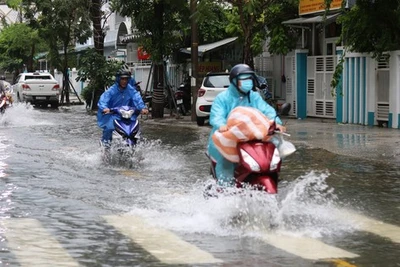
[[0, 104, 399, 266]]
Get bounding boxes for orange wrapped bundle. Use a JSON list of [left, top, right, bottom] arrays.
[[212, 106, 274, 162]]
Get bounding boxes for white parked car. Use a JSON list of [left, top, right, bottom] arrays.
[[195, 72, 230, 126], [13, 72, 61, 108]]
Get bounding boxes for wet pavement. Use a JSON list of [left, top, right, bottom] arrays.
[[149, 114, 400, 165], [0, 104, 398, 266]]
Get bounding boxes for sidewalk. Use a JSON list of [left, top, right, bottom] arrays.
[[143, 113, 400, 164], [283, 117, 400, 164]]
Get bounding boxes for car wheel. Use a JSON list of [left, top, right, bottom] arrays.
[[196, 116, 205, 126], [51, 102, 59, 109]]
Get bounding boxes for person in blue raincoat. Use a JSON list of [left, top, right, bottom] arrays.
[[97, 70, 148, 145], [207, 64, 287, 187]]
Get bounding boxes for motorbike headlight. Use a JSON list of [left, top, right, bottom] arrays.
[[270, 148, 281, 171], [240, 149, 260, 172], [120, 109, 134, 119]]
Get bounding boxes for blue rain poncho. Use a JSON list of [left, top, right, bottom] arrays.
[[97, 81, 146, 131], [207, 82, 282, 186]]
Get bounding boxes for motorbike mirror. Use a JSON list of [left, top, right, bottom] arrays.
[[259, 83, 267, 89]]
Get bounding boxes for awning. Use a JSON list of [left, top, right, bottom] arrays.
[[119, 32, 141, 44], [282, 13, 340, 26], [180, 37, 238, 57]]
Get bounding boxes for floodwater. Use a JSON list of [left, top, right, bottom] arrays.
[[0, 104, 398, 266]]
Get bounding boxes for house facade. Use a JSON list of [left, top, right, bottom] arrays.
[[281, 0, 400, 129]]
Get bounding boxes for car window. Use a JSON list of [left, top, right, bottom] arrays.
[[204, 75, 230, 88], [24, 75, 52, 80]]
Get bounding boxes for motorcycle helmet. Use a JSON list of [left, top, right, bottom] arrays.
[[229, 64, 256, 94], [117, 70, 131, 79], [229, 64, 255, 83]]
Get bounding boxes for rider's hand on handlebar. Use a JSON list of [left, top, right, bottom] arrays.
[[219, 125, 228, 132], [275, 124, 286, 133], [103, 108, 110, 114]]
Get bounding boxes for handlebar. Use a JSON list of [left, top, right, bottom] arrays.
[[105, 106, 141, 117]]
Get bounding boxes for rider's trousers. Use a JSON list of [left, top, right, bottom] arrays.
[[208, 142, 236, 187], [102, 129, 113, 143]]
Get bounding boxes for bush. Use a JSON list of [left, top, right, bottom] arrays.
[[76, 48, 123, 109]]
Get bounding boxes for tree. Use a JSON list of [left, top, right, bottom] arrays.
[[87, 0, 113, 109], [264, 0, 299, 56], [196, 0, 231, 44], [222, 0, 300, 63], [20, 0, 92, 104], [76, 48, 123, 109], [0, 23, 46, 77], [338, 0, 400, 59], [111, 0, 189, 118], [224, 0, 282, 68]]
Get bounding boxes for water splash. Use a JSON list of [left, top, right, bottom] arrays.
[[128, 171, 355, 239], [0, 103, 53, 127], [58, 137, 185, 173], [273, 171, 353, 238], [94, 138, 185, 171]]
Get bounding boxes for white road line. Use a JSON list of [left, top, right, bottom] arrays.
[[333, 208, 400, 243], [103, 214, 223, 265], [3, 218, 79, 267], [260, 231, 359, 260]]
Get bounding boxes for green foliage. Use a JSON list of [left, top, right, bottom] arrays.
[[265, 0, 299, 55], [76, 48, 123, 102], [20, 0, 93, 70], [330, 52, 345, 97], [224, 0, 299, 64], [326, 0, 400, 95], [339, 0, 400, 59], [197, 0, 231, 43], [267, 24, 298, 55], [111, 0, 189, 62], [225, 6, 243, 37], [0, 23, 46, 73]]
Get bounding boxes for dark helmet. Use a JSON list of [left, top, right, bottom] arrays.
[[0, 75, 5, 80], [229, 64, 255, 83], [116, 70, 131, 79]]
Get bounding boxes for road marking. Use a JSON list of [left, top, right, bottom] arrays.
[[3, 218, 79, 267], [333, 209, 400, 243], [328, 258, 358, 267], [260, 231, 359, 260], [103, 214, 222, 265], [119, 170, 142, 177]]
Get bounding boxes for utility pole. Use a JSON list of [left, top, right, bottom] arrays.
[[190, 0, 199, 121]]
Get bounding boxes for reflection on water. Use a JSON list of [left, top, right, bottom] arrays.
[[336, 133, 368, 149]]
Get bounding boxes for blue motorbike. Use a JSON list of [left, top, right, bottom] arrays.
[[101, 106, 142, 166], [110, 106, 141, 147]]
